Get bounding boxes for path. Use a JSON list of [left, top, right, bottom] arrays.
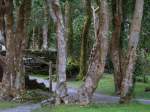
[[0, 76, 149, 112], [0, 103, 40, 112], [30, 76, 150, 104]]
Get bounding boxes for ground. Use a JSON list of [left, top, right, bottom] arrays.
[[0, 103, 40, 112], [0, 102, 18, 110], [68, 74, 150, 99], [32, 103, 150, 112], [0, 73, 149, 112]]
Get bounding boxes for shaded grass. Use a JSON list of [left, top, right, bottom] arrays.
[[68, 74, 150, 99], [0, 101, 19, 109], [134, 81, 150, 99], [32, 103, 150, 112], [30, 74, 49, 80]]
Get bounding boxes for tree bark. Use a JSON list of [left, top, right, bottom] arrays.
[[120, 0, 144, 103], [77, 0, 92, 80], [0, 0, 31, 99], [64, 0, 73, 58], [42, 2, 49, 50], [78, 0, 110, 105], [0, 0, 5, 45], [42, 25, 48, 50], [49, 0, 68, 104], [110, 0, 123, 95]]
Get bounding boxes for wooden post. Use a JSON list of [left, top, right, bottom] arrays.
[[49, 61, 52, 93]]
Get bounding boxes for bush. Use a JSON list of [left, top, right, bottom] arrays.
[[66, 58, 79, 79], [134, 49, 149, 83]]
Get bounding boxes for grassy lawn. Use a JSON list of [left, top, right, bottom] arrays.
[[68, 74, 150, 100], [30, 73, 150, 99], [32, 103, 150, 112], [0, 101, 18, 109], [30, 74, 49, 80]]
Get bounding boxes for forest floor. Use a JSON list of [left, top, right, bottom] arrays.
[[0, 87, 149, 112], [0, 75, 149, 112], [29, 75, 150, 104]]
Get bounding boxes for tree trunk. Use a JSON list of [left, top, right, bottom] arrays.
[[77, 0, 92, 80], [42, 2, 49, 50], [0, 0, 5, 45], [110, 0, 123, 95], [120, 0, 144, 103], [0, 0, 31, 99], [0, 0, 15, 99], [42, 24, 48, 50], [49, 0, 68, 104], [78, 0, 110, 105], [65, 0, 73, 58]]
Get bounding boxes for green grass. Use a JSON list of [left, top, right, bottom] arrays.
[[68, 74, 150, 100], [134, 81, 150, 99], [30, 74, 49, 80], [0, 101, 18, 109], [31, 73, 150, 99], [32, 103, 150, 112]]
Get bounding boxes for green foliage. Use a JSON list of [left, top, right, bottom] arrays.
[[49, 33, 57, 50], [29, 0, 45, 29], [134, 49, 150, 83], [72, 15, 84, 58], [66, 57, 79, 78], [140, 0, 150, 49], [134, 50, 146, 78]]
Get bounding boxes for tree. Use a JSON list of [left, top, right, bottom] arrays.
[[42, 1, 49, 50], [48, 0, 68, 104], [77, 0, 92, 80], [0, 0, 31, 99], [0, 0, 5, 45], [120, 0, 144, 103], [77, 0, 110, 105], [64, 0, 73, 58], [110, 0, 123, 95]]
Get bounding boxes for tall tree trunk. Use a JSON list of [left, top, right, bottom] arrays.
[[49, 0, 68, 104], [0, 0, 15, 99], [42, 2, 49, 50], [0, 0, 5, 45], [42, 25, 48, 50], [77, 0, 92, 80], [78, 0, 110, 105], [65, 0, 73, 58], [110, 0, 123, 95], [120, 0, 144, 103], [0, 0, 31, 99]]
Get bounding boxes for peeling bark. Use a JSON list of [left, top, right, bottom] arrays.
[[120, 0, 144, 103], [0, 0, 31, 99], [48, 0, 68, 104], [42, 24, 48, 50], [42, 2, 49, 50], [64, 0, 73, 58], [78, 0, 92, 80], [78, 0, 110, 105], [110, 0, 123, 95], [0, 0, 5, 45]]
